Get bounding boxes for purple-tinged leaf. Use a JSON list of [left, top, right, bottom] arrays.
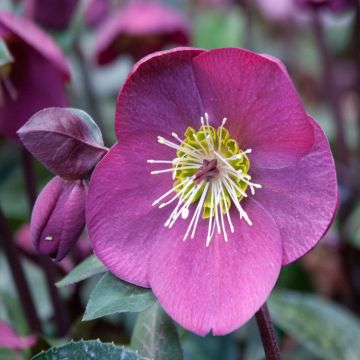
[[18, 107, 108, 180]]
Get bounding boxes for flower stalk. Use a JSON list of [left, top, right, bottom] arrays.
[[0, 205, 42, 334], [311, 9, 350, 167], [255, 303, 281, 360], [73, 42, 106, 143], [21, 149, 70, 336]]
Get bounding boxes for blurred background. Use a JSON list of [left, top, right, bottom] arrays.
[[0, 0, 360, 359]]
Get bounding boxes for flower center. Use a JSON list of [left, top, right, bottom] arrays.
[[148, 113, 262, 246], [0, 63, 17, 107]]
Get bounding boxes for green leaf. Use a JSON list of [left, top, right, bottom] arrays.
[[193, 9, 245, 49], [56, 254, 107, 287], [0, 39, 13, 68], [32, 340, 147, 360], [183, 333, 238, 360], [0, 349, 25, 360], [83, 272, 156, 321], [268, 290, 360, 360], [131, 302, 183, 360]]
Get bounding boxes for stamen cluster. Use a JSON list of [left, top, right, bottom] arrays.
[[148, 114, 262, 246]]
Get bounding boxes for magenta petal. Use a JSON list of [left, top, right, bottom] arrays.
[[87, 133, 175, 286], [252, 117, 337, 265], [115, 48, 205, 139], [191, 48, 314, 169], [148, 199, 282, 335], [31, 176, 87, 261], [0, 12, 70, 79], [0, 320, 36, 350]]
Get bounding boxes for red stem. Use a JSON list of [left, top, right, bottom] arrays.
[[255, 303, 281, 360], [0, 205, 42, 334]]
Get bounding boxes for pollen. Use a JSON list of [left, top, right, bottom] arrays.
[[148, 113, 262, 246]]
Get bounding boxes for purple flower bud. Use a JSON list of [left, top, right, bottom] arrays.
[[24, 0, 79, 30], [31, 176, 87, 261], [17, 107, 108, 180]]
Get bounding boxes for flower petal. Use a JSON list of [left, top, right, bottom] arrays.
[[0, 320, 36, 350], [0, 11, 70, 79], [115, 48, 205, 139], [191, 48, 314, 169], [148, 199, 282, 335], [87, 131, 175, 286], [252, 117, 337, 265]]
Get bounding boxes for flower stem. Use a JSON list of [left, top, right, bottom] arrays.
[[255, 303, 281, 360], [73, 43, 108, 144], [0, 205, 42, 334], [21, 148, 70, 336], [354, 1, 360, 146], [312, 10, 350, 167]]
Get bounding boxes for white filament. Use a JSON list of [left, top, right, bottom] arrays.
[[148, 114, 261, 246]]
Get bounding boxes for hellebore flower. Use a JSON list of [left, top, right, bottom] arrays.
[[24, 0, 79, 30], [95, 1, 190, 64], [0, 320, 36, 350], [31, 176, 87, 261], [0, 12, 70, 140], [87, 48, 337, 335]]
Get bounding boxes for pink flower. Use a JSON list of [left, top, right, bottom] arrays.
[[95, 1, 190, 64], [24, 0, 79, 30], [0, 12, 70, 140], [0, 320, 36, 350], [87, 48, 337, 335]]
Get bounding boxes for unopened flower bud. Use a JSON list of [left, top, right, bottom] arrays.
[[31, 176, 87, 261]]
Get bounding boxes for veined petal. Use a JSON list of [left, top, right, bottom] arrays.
[[252, 117, 337, 264], [191, 48, 314, 169], [149, 199, 282, 335], [87, 132, 175, 286], [115, 48, 205, 139]]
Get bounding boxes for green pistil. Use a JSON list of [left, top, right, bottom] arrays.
[[174, 124, 250, 219]]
